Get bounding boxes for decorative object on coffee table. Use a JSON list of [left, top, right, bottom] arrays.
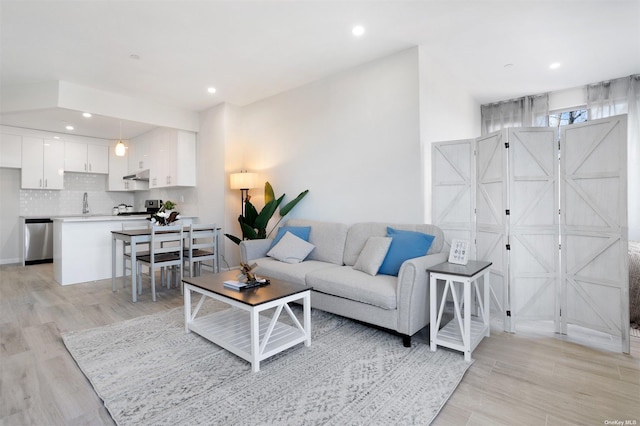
[[235, 261, 270, 289]]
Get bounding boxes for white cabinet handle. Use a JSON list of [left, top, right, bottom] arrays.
[[89, 163, 92, 171], [39, 178, 42, 188]]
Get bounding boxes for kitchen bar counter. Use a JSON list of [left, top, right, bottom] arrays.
[[53, 216, 195, 285], [52, 214, 151, 222]]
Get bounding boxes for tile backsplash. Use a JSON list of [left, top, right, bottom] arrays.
[[19, 173, 135, 217]]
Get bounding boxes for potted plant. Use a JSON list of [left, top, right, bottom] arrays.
[[225, 182, 308, 244]]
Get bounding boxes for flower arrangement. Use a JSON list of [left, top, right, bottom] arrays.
[[150, 200, 181, 226]]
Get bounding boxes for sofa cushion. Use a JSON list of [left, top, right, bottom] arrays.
[[353, 236, 392, 276], [254, 257, 335, 286], [267, 232, 315, 264], [379, 227, 435, 276], [306, 266, 397, 310], [270, 226, 311, 247], [343, 222, 444, 266], [285, 219, 348, 265]]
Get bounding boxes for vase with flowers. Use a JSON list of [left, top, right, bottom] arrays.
[[150, 200, 181, 226]]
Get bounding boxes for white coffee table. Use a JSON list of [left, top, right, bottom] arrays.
[[183, 271, 311, 372]]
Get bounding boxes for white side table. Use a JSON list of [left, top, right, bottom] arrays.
[[428, 261, 492, 361]]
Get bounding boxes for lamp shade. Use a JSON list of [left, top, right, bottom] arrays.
[[115, 140, 126, 156], [230, 172, 258, 190]]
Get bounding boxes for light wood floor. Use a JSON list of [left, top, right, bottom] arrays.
[[1, 263, 639, 425]]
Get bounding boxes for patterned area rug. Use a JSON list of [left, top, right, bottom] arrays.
[[62, 306, 472, 426]]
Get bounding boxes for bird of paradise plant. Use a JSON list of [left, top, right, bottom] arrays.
[[225, 182, 309, 245]]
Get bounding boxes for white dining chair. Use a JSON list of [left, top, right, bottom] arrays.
[[121, 222, 150, 294], [183, 223, 218, 277], [136, 225, 183, 301]]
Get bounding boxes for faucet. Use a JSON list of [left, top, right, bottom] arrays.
[[82, 192, 89, 214]]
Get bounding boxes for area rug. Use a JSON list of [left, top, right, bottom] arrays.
[[62, 306, 472, 426]]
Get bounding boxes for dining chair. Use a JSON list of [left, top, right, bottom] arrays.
[[136, 225, 183, 301], [121, 222, 150, 294], [183, 223, 218, 277]]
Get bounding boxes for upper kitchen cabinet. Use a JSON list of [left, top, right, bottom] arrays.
[[108, 142, 148, 191], [128, 133, 152, 174], [64, 141, 109, 174], [0, 133, 22, 168], [21, 137, 65, 189], [149, 129, 196, 188]]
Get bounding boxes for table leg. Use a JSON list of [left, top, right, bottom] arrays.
[[131, 240, 137, 303], [250, 309, 260, 372], [184, 284, 191, 333], [111, 235, 116, 292], [430, 272, 437, 352], [304, 292, 311, 347], [484, 270, 491, 337], [464, 278, 471, 362]]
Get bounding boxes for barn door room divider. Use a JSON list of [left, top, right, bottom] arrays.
[[432, 115, 629, 353]]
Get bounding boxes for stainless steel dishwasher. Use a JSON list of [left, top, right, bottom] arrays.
[[24, 218, 54, 265]]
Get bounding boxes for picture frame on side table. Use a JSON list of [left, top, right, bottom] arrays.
[[448, 239, 470, 265]]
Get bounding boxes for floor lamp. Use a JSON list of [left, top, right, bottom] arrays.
[[230, 171, 258, 218]]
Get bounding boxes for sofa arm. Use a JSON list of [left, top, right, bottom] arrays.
[[395, 252, 448, 336], [239, 239, 274, 263]]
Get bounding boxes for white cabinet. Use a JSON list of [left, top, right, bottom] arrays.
[[21, 137, 65, 189], [149, 129, 196, 188], [65, 141, 108, 174], [108, 142, 148, 191], [0, 133, 22, 168], [128, 134, 152, 174]]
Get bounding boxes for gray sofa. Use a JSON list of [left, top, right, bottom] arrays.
[[240, 219, 448, 346]]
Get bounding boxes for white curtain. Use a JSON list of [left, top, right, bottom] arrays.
[[481, 93, 549, 135], [587, 74, 640, 241]]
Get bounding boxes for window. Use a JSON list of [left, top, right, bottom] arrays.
[[549, 109, 587, 138]]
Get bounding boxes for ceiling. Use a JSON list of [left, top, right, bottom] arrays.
[[1, 0, 639, 140]]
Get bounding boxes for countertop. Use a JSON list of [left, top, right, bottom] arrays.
[[52, 215, 195, 223]]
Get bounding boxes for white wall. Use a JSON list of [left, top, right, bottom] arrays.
[[207, 48, 423, 266], [196, 103, 232, 268], [418, 46, 481, 223], [239, 48, 422, 221]]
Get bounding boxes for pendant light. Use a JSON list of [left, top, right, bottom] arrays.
[[115, 121, 126, 156]]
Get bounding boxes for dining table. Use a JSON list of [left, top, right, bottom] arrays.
[[111, 226, 220, 302]]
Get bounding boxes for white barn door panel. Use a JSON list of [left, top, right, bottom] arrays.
[[508, 128, 560, 333], [432, 140, 475, 257], [476, 131, 509, 331], [560, 115, 629, 353]]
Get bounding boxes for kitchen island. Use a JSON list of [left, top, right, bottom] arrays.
[[53, 215, 194, 285]]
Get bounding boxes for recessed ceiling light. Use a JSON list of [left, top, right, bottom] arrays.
[[82, 112, 92, 118], [549, 62, 561, 70], [352, 25, 365, 37], [53, 136, 60, 139], [207, 87, 217, 94], [65, 125, 74, 130]]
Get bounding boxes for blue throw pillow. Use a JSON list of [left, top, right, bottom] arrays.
[[378, 227, 435, 276], [271, 226, 311, 248]]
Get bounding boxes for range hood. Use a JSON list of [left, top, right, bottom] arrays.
[[123, 170, 150, 181]]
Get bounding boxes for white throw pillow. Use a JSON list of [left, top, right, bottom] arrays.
[[353, 236, 392, 276], [267, 231, 316, 264]]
